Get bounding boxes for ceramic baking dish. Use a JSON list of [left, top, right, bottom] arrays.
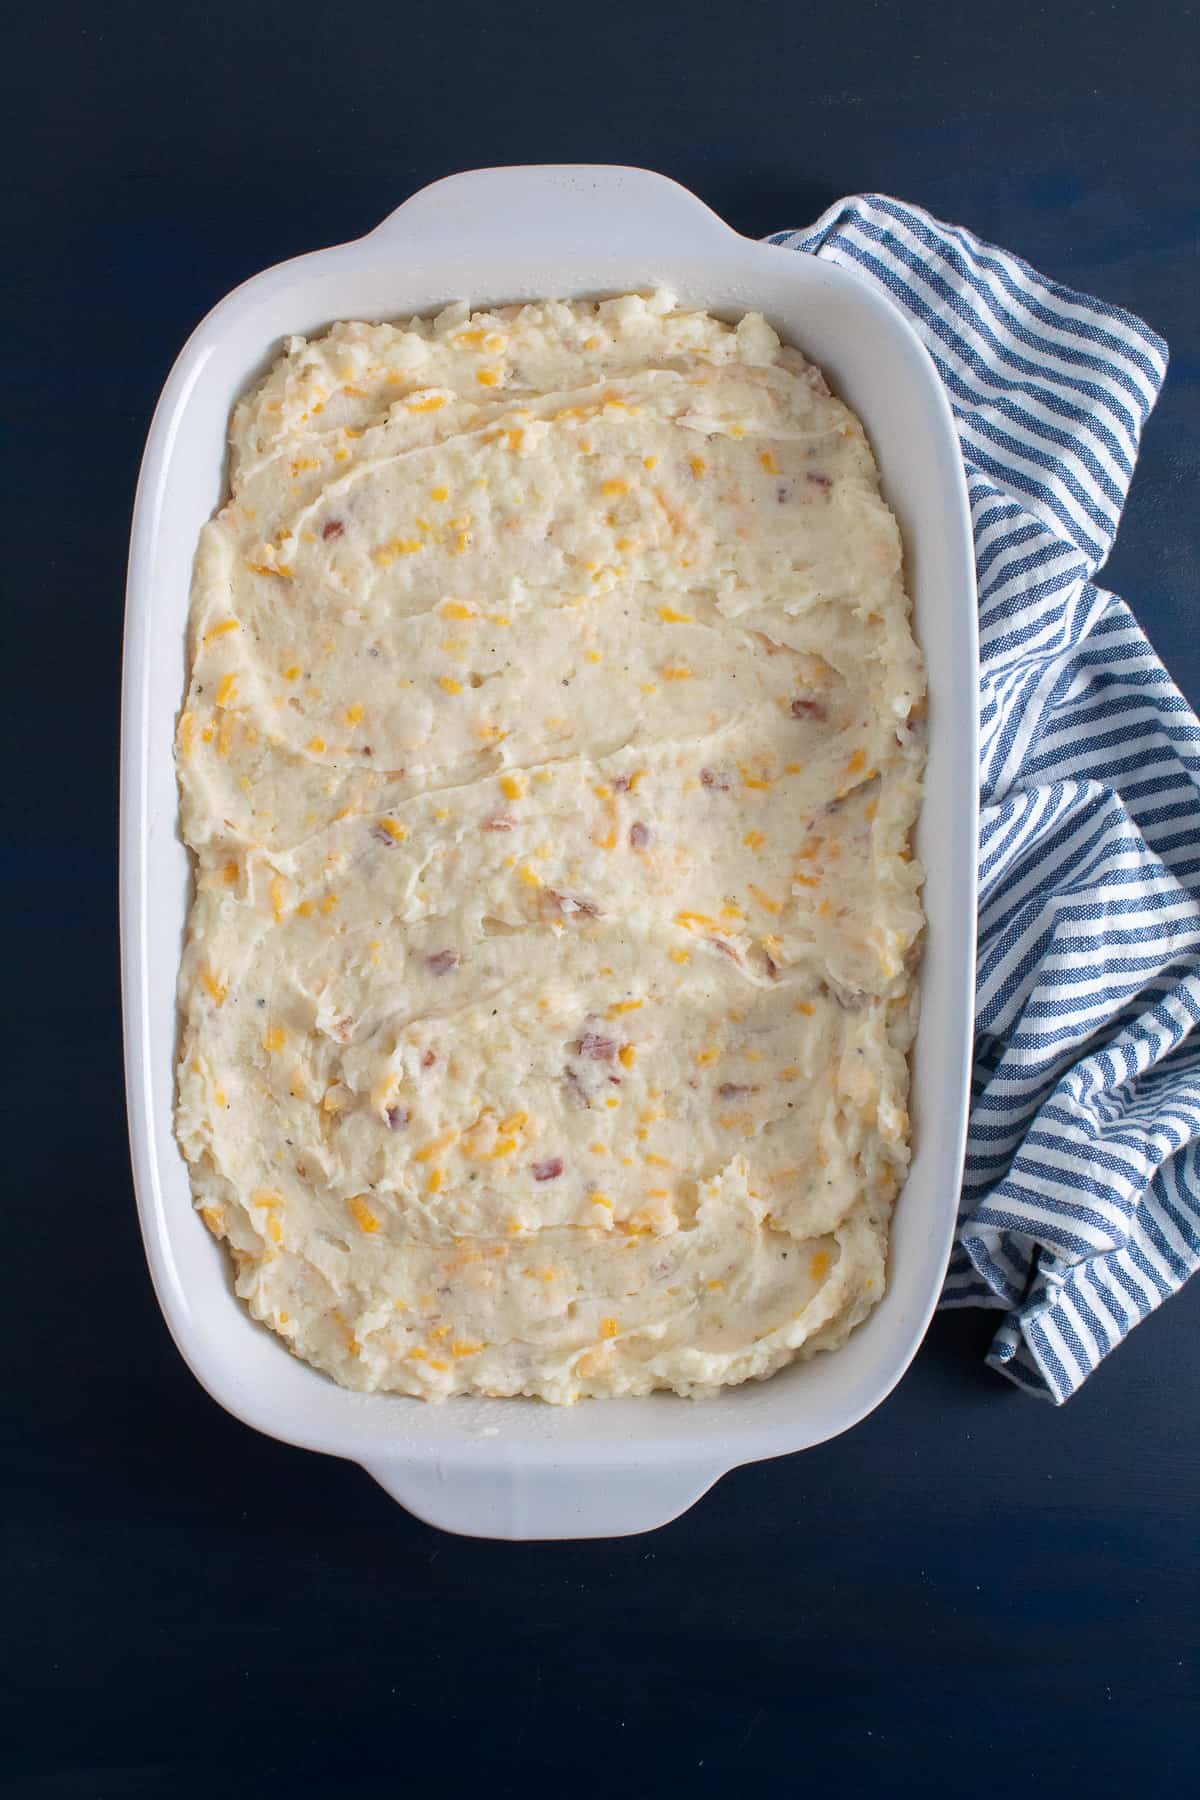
[[121, 164, 977, 1540]]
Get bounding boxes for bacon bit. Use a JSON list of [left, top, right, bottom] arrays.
[[427, 949, 459, 976], [700, 767, 732, 791], [546, 889, 600, 919], [628, 821, 651, 850], [532, 1157, 564, 1182], [421, 1049, 437, 1069], [790, 695, 827, 720], [709, 938, 741, 963], [765, 955, 781, 980], [577, 1032, 618, 1061], [322, 519, 345, 540], [334, 1018, 355, 1042], [612, 774, 632, 794], [386, 1105, 410, 1129], [483, 813, 518, 831], [718, 1083, 759, 1099], [807, 471, 832, 490]]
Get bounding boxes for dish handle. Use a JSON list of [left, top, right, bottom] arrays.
[[360, 1451, 720, 1541], [366, 163, 738, 260]]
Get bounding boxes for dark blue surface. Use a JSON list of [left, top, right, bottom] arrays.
[[5, 1, 1197, 1792]]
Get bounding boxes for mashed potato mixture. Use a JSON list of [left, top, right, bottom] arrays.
[[175, 291, 926, 1401]]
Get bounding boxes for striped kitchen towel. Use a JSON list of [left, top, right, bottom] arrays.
[[771, 198, 1198, 1402]]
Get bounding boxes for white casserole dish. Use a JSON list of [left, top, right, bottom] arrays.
[[121, 164, 977, 1540]]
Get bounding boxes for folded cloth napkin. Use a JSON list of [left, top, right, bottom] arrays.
[[770, 197, 1197, 1401]]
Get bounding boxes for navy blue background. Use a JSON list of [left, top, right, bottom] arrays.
[[6, 0, 1197, 1792]]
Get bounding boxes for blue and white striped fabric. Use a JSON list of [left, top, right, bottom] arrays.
[[771, 197, 1198, 1402]]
